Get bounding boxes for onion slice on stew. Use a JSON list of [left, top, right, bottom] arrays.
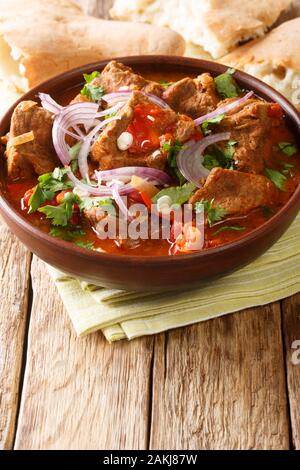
[[52, 102, 100, 166], [194, 91, 254, 126], [38, 93, 63, 114], [102, 90, 170, 109], [112, 184, 134, 221], [66, 168, 133, 196], [176, 132, 231, 187], [95, 167, 173, 185]]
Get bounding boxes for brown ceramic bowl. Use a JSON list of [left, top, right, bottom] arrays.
[[1, 56, 300, 291]]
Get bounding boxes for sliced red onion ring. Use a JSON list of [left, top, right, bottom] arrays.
[[38, 93, 63, 114], [176, 132, 231, 187], [66, 168, 133, 196], [102, 90, 170, 109], [52, 102, 99, 165], [194, 91, 254, 127], [95, 167, 173, 185], [112, 184, 133, 221]]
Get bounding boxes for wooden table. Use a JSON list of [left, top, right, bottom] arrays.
[[1, 0, 300, 451]]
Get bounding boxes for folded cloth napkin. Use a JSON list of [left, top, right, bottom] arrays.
[[48, 213, 300, 342]]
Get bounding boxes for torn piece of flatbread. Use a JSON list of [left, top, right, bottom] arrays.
[[111, 0, 293, 58], [222, 18, 300, 110], [0, 0, 185, 93]]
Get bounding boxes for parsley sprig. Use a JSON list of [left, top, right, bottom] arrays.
[[214, 68, 242, 99], [39, 192, 79, 226], [163, 139, 185, 185], [80, 71, 105, 101], [195, 199, 227, 227], [28, 168, 73, 213]]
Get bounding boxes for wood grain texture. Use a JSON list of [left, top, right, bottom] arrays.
[[0, 218, 31, 449], [14, 257, 154, 450], [150, 304, 290, 450], [282, 294, 300, 450]]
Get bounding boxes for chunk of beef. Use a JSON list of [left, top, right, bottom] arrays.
[[91, 91, 195, 171], [6, 101, 58, 179], [162, 73, 219, 119], [189, 168, 280, 215], [219, 98, 283, 174], [95, 60, 164, 96]]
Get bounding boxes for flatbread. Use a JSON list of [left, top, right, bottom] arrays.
[[0, 0, 185, 91], [110, 0, 293, 58], [222, 18, 300, 109]]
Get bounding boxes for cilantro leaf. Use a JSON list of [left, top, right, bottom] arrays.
[[278, 142, 297, 157], [163, 139, 185, 185], [80, 71, 105, 101], [28, 168, 74, 214], [39, 192, 79, 226], [28, 185, 55, 214], [69, 142, 81, 161], [75, 241, 95, 250], [282, 162, 294, 176], [49, 226, 86, 241], [152, 182, 196, 205], [201, 114, 225, 135], [213, 225, 245, 236], [202, 141, 237, 171], [195, 199, 227, 227], [83, 71, 100, 83], [202, 154, 220, 171], [214, 68, 241, 98], [78, 196, 113, 212], [159, 80, 173, 89], [264, 168, 287, 191]]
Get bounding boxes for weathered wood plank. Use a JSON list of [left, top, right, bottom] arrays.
[[14, 257, 154, 450], [150, 304, 289, 450], [282, 294, 300, 450], [0, 218, 31, 449]]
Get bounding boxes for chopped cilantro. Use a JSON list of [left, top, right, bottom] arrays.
[[163, 139, 185, 185], [75, 241, 95, 250], [202, 154, 220, 171], [264, 168, 287, 191], [159, 80, 173, 89], [214, 68, 241, 99], [28, 167, 73, 213], [49, 226, 86, 241], [152, 182, 196, 205], [282, 162, 294, 176], [278, 142, 297, 157], [195, 199, 227, 227], [69, 142, 81, 161], [213, 225, 245, 236], [80, 71, 105, 101], [201, 114, 225, 135], [78, 196, 113, 212], [39, 192, 79, 226], [28, 185, 54, 214], [202, 141, 237, 171]]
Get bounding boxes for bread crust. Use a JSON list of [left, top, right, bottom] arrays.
[[0, 0, 185, 89]]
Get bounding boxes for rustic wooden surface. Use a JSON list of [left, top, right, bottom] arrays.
[[0, 0, 300, 450]]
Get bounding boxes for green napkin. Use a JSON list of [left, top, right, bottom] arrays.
[[48, 213, 300, 342]]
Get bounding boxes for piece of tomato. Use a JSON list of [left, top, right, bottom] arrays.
[[268, 103, 284, 119], [139, 191, 152, 209], [23, 188, 34, 209], [56, 189, 72, 205]]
